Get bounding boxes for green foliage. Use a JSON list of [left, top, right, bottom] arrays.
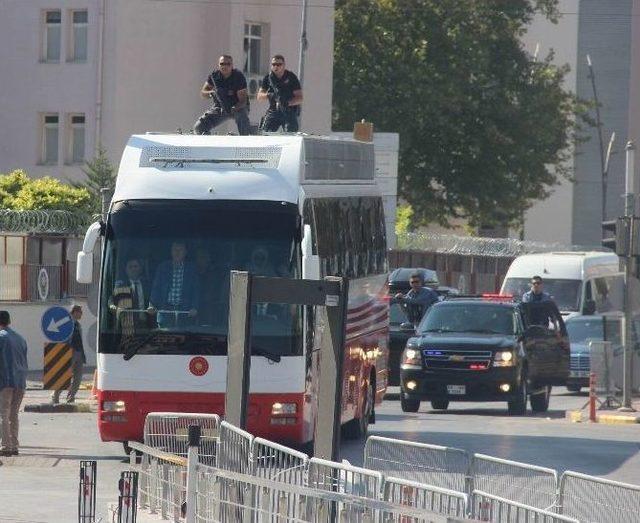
[[77, 146, 116, 214], [333, 0, 590, 229], [395, 204, 414, 235], [0, 169, 91, 213]]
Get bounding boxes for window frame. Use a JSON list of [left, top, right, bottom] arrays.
[[68, 9, 88, 63], [41, 113, 60, 165], [66, 113, 86, 165], [42, 9, 62, 63]]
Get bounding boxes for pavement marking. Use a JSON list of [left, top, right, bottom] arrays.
[[597, 414, 640, 425]]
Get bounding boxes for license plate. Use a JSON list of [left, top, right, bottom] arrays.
[[571, 371, 589, 378], [447, 385, 466, 395]]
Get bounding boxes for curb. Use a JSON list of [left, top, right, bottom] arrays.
[[566, 409, 640, 424], [24, 402, 93, 414]]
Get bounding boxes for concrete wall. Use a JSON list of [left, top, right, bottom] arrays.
[[6, 299, 97, 371], [0, 0, 335, 178], [520, 0, 579, 244]]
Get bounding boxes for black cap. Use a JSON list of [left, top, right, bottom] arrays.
[[0, 310, 10, 326]]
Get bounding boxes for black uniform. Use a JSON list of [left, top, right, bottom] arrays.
[[194, 69, 251, 136], [260, 70, 302, 132]]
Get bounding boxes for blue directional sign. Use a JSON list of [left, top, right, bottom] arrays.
[[41, 306, 74, 343]]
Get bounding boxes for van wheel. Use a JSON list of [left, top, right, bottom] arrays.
[[508, 372, 528, 416], [343, 379, 373, 440], [531, 386, 551, 412], [401, 394, 420, 413], [430, 399, 449, 410]]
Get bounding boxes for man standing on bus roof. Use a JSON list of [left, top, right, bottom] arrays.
[[149, 242, 199, 327], [51, 305, 86, 405], [394, 272, 439, 325], [257, 54, 303, 132], [0, 310, 28, 456], [193, 55, 251, 136]]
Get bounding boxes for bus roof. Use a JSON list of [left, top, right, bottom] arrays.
[[112, 134, 377, 204]]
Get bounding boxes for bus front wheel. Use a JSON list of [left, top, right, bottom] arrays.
[[343, 379, 374, 440]]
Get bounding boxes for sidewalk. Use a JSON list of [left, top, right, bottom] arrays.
[[566, 396, 640, 424], [23, 368, 97, 413]]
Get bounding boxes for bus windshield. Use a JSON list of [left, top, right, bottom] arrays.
[[99, 200, 302, 358]]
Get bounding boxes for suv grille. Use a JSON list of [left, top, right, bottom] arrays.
[[422, 349, 492, 371], [570, 353, 590, 372]]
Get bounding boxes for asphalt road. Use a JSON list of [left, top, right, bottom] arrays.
[[1, 388, 638, 522]]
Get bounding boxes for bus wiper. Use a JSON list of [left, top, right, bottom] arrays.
[[122, 332, 165, 360], [252, 347, 281, 363]]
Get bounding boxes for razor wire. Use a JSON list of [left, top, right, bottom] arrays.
[[396, 232, 606, 258], [0, 210, 90, 234]]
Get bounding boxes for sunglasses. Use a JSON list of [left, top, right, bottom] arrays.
[[219, 62, 232, 66], [271, 62, 284, 67], [531, 281, 542, 285], [410, 280, 421, 284]]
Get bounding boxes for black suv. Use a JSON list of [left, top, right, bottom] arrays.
[[399, 296, 570, 415], [388, 268, 457, 386]]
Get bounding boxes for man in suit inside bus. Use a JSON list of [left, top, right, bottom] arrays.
[[149, 242, 199, 327], [111, 257, 151, 330]]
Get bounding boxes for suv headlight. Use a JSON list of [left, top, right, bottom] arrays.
[[402, 348, 422, 368], [493, 351, 515, 367]]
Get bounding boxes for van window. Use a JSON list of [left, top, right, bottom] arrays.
[[502, 278, 581, 312], [592, 275, 624, 313]]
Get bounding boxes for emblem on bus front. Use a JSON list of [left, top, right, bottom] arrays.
[[189, 356, 209, 376]]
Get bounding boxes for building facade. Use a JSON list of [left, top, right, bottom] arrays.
[[522, 0, 640, 245], [0, 0, 335, 183]]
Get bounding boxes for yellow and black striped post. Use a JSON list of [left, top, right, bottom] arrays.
[[43, 343, 73, 390]]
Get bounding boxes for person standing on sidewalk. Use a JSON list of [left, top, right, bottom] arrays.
[[51, 305, 86, 405], [0, 310, 28, 456]]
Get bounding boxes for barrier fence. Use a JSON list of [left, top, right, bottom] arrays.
[[122, 412, 640, 523]]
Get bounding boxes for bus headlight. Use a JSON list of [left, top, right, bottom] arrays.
[[493, 351, 515, 367], [103, 400, 126, 412], [402, 348, 422, 368], [271, 402, 297, 415]]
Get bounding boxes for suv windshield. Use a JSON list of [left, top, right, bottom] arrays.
[[502, 278, 581, 312], [418, 303, 516, 335], [99, 200, 302, 357]]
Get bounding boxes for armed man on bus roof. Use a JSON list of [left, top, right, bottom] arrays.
[[193, 55, 251, 136], [257, 54, 303, 132]]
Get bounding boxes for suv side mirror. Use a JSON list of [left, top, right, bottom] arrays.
[[583, 299, 596, 315], [400, 321, 416, 332]]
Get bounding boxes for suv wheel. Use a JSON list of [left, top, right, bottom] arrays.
[[530, 385, 551, 412], [401, 394, 420, 413], [508, 372, 528, 416], [430, 399, 449, 410]]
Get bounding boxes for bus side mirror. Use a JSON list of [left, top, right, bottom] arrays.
[[76, 221, 103, 284]]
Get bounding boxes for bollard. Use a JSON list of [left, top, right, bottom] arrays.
[[78, 460, 97, 523], [589, 372, 597, 422], [184, 425, 201, 523], [118, 470, 139, 523]]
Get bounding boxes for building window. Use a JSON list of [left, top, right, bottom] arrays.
[[70, 10, 88, 62], [42, 114, 59, 165], [243, 23, 263, 75], [68, 114, 86, 164], [43, 10, 62, 62]]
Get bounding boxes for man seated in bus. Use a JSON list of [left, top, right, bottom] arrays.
[[148, 242, 199, 328], [110, 257, 151, 332]]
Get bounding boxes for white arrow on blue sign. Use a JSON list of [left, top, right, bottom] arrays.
[[41, 306, 74, 343]]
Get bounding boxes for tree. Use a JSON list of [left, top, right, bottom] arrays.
[[77, 146, 116, 215], [0, 170, 91, 213], [333, 0, 590, 230]]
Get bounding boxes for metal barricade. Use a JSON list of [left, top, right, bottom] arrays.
[[471, 490, 578, 523], [251, 438, 310, 522], [307, 457, 384, 521], [117, 470, 139, 523], [558, 470, 640, 523], [78, 460, 97, 523], [364, 435, 470, 492], [143, 412, 220, 465], [382, 476, 468, 519], [469, 454, 558, 512]]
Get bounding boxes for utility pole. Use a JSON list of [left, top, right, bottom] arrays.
[[586, 55, 607, 224], [621, 140, 637, 411], [603, 132, 616, 221]]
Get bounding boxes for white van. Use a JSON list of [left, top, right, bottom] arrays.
[[500, 252, 623, 317]]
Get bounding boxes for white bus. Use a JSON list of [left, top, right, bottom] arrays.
[[76, 134, 389, 449]]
